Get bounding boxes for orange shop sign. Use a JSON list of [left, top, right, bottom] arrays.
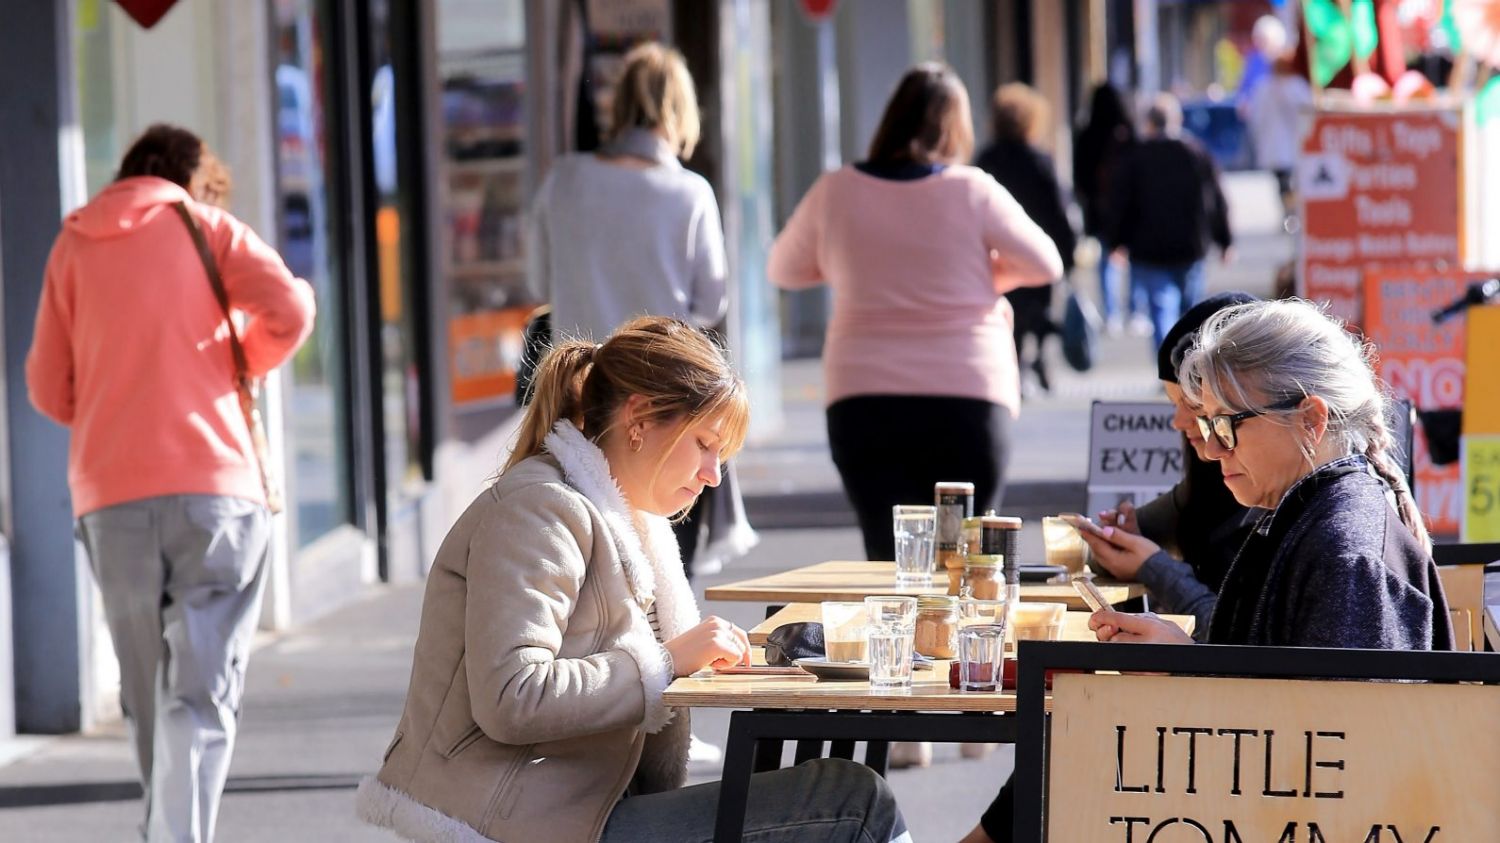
[[1361, 267, 1477, 535], [1298, 109, 1461, 327], [449, 307, 527, 404]]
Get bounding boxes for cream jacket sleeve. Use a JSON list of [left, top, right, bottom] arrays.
[[462, 482, 664, 746]]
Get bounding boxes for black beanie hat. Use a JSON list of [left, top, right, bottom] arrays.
[[1157, 292, 1259, 383]]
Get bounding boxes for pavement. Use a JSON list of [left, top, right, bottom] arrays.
[[0, 173, 1293, 841]]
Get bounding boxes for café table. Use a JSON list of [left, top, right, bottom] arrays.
[[668, 612, 1193, 842], [704, 559, 1146, 612]]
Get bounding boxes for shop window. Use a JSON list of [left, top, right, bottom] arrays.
[[272, 0, 355, 547], [437, 0, 531, 407]]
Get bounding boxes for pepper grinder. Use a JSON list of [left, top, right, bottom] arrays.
[[979, 515, 1024, 607]]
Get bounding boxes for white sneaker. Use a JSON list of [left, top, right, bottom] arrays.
[[688, 734, 723, 765], [887, 741, 932, 769], [1103, 315, 1126, 337], [1127, 313, 1154, 337]]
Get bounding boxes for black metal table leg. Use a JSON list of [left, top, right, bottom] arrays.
[[713, 711, 758, 843], [863, 739, 890, 775], [751, 738, 784, 773], [792, 739, 824, 765]]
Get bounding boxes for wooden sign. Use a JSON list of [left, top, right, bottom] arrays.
[[1298, 108, 1462, 327], [1046, 673, 1500, 841], [1086, 402, 1182, 517]]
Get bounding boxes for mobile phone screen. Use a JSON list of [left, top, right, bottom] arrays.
[[1060, 512, 1107, 537]]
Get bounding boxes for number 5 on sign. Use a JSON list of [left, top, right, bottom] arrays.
[[1462, 436, 1500, 542]]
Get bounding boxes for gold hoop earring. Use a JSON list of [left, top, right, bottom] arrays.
[[629, 427, 644, 453]]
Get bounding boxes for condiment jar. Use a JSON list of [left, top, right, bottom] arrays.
[[934, 481, 976, 578], [963, 554, 1004, 601], [914, 595, 959, 659]]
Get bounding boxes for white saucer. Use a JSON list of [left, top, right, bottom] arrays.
[[793, 657, 870, 681]]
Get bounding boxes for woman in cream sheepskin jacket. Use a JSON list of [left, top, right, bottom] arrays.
[[357, 317, 908, 842]]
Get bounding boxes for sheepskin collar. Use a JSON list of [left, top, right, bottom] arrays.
[[542, 421, 700, 640]]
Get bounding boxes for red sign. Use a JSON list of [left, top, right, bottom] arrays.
[[798, 0, 838, 22], [115, 0, 180, 29], [1361, 267, 1481, 536], [1298, 109, 1461, 327]]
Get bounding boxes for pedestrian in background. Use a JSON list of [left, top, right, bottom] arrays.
[[357, 316, 908, 843], [26, 124, 316, 842], [975, 82, 1076, 395], [1072, 83, 1137, 335], [768, 61, 1062, 564], [527, 41, 756, 586], [1106, 92, 1233, 354], [1243, 15, 1312, 228]]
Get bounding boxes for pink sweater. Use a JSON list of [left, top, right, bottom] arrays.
[[767, 165, 1063, 414], [26, 177, 316, 517]]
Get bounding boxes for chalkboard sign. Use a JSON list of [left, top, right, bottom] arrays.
[[1086, 401, 1183, 518]]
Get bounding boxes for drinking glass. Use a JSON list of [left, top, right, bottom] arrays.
[[821, 601, 869, 663], [958, 623, 1007, 691], [959, 598, 1009, 629], [864, 596, 918, 690], [1041, 516, 1089, 574], [1009, 602, 1067, 642], [892, 505, 937, 587]]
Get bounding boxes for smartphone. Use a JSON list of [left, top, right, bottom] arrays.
[[1071, 574, 1110, 613], [1059, 512, 1110, 539], [712, 664, 812, 676]]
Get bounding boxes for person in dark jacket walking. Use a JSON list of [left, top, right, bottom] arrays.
[[1073, 84, 1136, 333], [1106, 93, 1232, 353], [975, 83, 1076, 394]]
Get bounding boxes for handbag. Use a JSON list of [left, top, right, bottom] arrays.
[[1060, 285, 1102, 373], [172, 202, 285, 514]]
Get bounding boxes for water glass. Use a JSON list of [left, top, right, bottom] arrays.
[[959, 598, 1009, 629], [958, 623, 1007, 691], [821, 601, 869, 663], [864, 596, 917, 690], [892, 505, 937, 587]]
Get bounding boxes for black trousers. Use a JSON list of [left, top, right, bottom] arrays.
[[826, 395, 1012, 562]]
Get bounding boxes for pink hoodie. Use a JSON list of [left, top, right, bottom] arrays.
[[26, 177, 316, 517]]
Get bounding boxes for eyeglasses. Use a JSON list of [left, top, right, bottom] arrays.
[[1195, 397, 1305, 451]]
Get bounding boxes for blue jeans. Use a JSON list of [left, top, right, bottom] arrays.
[[600, 758, 910, 842], [1132, 260, 1206, 352], [1098, 255, 1123, 321]]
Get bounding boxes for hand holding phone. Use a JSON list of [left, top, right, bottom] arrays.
[[1059, 512, 1109, 538], [1071, 574, 1110, 613]]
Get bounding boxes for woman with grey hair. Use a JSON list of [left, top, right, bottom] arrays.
[[1082, 298, 1451, 649]]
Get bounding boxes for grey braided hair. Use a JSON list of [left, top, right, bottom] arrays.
[[1177, 298, 1429, 552]]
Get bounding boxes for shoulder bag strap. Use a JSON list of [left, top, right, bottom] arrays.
[[171, 201, 251, 382]]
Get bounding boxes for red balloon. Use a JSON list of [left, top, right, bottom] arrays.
[[114, 0, 180, 29], [799, 0, 838, 22]]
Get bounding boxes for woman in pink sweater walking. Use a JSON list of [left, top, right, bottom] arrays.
[[26, 124, 315, 842], [768, 63, 1062, 563]]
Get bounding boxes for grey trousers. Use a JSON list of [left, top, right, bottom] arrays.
[[599, 758, 912, 843], [78, 495, 272, 843]]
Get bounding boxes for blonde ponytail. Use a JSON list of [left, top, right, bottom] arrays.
[[505, 340, 598, 472]]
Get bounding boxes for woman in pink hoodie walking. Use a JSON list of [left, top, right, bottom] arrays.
[[25, 124, 315, 842]]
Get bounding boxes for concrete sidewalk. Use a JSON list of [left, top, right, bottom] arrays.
[[738, 171, 1289, 528]]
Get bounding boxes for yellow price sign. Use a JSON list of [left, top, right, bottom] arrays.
[[1462, 436, 1500, 542]]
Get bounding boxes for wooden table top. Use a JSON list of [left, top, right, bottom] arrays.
[[746, 603, 1195, 645], [704, 560, 1146, 611]]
